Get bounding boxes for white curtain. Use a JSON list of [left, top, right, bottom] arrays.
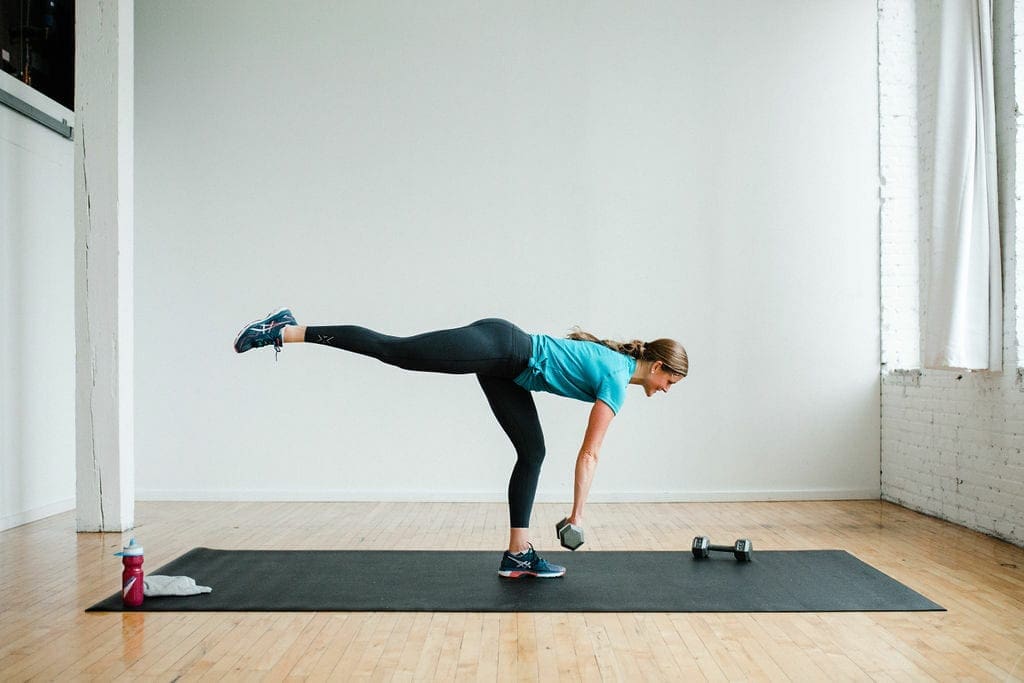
[[924, 0, 1002, 371]]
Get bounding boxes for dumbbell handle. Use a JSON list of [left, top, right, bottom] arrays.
[[708, 543, 737, 553]]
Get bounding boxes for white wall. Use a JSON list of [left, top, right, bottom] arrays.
[[134, 1, 880, 503], [880, 0, 1024, 547], [0, 73, 75, 530]]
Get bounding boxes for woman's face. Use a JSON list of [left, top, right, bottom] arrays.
[[644, 362, 684, 397]]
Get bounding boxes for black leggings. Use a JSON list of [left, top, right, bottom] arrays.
[[304, 318, 544, 527]]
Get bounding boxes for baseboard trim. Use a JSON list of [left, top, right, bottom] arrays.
[[136, 488, 881, 503], [1, 497, 75, 531]]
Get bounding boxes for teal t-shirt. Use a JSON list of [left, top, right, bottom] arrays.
[[513, 335, 637, 414]]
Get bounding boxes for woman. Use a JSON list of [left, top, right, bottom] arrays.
[[234, 309, 688, 578]]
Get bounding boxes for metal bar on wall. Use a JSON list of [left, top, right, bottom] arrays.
[[0, 87, 73, 139]]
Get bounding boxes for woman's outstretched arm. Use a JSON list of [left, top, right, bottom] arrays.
[[569, 400, 615, 523]]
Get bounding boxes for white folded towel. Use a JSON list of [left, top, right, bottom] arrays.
[[143, 575, 212, 597]]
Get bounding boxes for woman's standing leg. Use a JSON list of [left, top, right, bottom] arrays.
[[476, 375, 545, 550], [479, 375, 565, 578]]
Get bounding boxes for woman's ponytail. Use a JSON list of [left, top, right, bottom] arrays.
[[568, 327, 688, 377]]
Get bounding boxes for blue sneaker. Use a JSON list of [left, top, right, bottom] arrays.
[[498, 544, 566, 578], [233, 308, 297, 358]]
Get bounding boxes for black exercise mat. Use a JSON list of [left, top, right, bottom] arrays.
[[86, 548, 944, 613]]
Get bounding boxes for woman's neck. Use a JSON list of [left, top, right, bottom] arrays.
[[629, 360, 653, 384]]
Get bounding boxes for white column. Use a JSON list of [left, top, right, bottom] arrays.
[[74, 0, 134, 532]]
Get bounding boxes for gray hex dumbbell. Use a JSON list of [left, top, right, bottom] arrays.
[[555, 518, 584, 551], [691, 536, 752, 562]]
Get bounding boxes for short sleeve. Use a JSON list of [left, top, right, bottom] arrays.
[[596, 376, 629, 414]]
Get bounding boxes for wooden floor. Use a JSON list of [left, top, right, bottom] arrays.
[[2, 500, 1023, 681]]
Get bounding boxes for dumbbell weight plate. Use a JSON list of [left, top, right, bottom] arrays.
[[691, 536, 710, 559], [556, 518, 585, 551], [733, 539, 753, 562]]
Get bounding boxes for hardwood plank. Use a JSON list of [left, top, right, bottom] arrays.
[[453, 612, 483, 681], [371, 612, 415, 680]]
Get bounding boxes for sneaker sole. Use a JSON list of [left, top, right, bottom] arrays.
[[498, 570, 565, 579], [233, 307, 291, 353]]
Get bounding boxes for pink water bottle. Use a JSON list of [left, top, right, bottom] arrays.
[[116, 538, 145, 607]]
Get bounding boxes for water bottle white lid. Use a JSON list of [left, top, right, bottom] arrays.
[[116, 536, 144, 556]]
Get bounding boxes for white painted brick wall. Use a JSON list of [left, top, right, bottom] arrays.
[[879, 0, 1024, 548], [879, 0, 921, 372], [1017, 1, 1024, 359]]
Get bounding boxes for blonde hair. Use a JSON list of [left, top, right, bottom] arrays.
[[567, 327, 688, 377]]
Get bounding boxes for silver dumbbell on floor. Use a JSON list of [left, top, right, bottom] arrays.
[[691, 536, 753, 562]]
